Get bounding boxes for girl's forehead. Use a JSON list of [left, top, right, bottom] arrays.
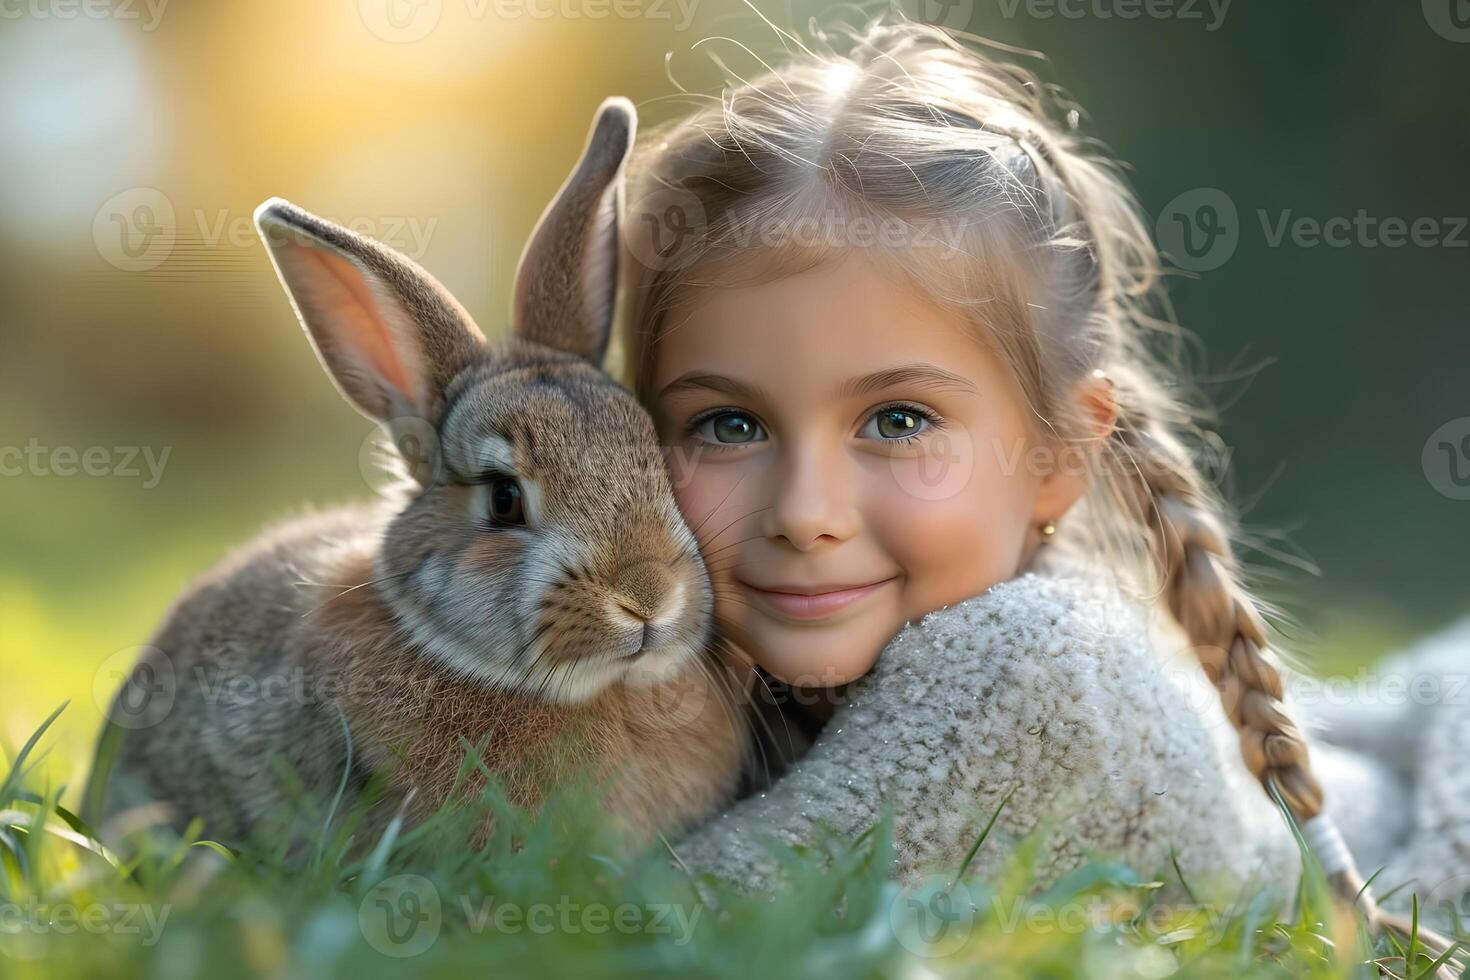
[[648, 253, 1015, 404]]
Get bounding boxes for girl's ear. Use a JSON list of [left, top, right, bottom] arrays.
[[1033, 371, 1119, 522], [512, 96, 635, 365], [254, 197, 486, 424]]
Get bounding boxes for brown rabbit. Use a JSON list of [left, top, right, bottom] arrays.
[[94, 98, 749, 848]]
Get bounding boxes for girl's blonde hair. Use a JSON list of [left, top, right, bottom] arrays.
[[614, 15, 1404, 935]]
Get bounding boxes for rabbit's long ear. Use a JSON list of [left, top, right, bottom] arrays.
[[512, 97, 635, 365], [254, 198, 486, 423]]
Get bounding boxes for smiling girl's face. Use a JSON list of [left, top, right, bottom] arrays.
[[650, 252, 1099, 686]]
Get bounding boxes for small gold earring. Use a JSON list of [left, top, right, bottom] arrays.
[[1039, 521, 1057, 541]]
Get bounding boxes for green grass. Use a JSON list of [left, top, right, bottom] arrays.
[[1, 705, 1461, 979]]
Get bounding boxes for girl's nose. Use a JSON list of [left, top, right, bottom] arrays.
[[761, 439, 860, 551]]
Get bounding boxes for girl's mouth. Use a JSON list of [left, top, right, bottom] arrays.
[[738, 577, 897, 622]]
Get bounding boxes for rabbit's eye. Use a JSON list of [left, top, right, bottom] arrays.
[[487, 477, 526, 526]]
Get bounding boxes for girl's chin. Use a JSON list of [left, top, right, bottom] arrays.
[[730, 622, 888, 688]]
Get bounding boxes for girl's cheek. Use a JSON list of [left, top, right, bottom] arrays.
[[870, 444, 1036, 608], [879, 428, 984, 505], [668, 452, 757, 552]]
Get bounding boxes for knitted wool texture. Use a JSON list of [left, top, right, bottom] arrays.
[[673, 556, 1470, 932], [672, 558, 1304, 908], [1296, 616, 1470, 931]]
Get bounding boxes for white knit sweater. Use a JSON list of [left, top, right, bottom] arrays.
[[672, 555, 1470, 929], [1298, 615, 1470, 931]]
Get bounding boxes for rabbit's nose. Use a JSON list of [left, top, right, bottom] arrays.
[[611, 560, 677, 621], [608, 561, 690, 653]]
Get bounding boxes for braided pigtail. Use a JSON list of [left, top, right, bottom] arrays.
[[1104, 366, 1458, 964]]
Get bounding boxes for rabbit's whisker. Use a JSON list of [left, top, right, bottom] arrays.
[[696, 640, 776, 775], [687, 471, 755, 538], [699, 528, 774, 564], [297, 570, 416, 619], [711, 635, 789, 788], [698, 506, 773, 553]]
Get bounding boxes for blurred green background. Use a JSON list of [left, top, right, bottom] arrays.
[[2, 0, 1467, 787]]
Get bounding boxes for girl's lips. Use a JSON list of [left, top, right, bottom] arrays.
[[739, 577, 896, 622]]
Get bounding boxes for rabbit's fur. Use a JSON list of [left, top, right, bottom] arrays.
[[95, 99, 749, 848]]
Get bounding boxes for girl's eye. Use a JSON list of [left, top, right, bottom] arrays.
[[487, 477, 526, 526], [861, 404, 941, 441], [691, 410, 766, 446]]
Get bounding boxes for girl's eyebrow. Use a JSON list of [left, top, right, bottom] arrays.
[[656, 363, 978, 403], [839, 363, 978, 397], [656, 372, 770, 403]]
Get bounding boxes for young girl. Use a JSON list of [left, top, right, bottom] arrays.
[[610, 17, 1462, 950]]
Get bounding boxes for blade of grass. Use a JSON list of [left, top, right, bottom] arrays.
[[80, 717, 125, 829], [15, 791, 102, 842], [1408, 894, 1420, 974], [956, 785, 1016, 881], [1170, 846, 1199, 905], [1413, 939, 1464, 980], [0, 807, 128, 872], [358, 787, 418, 889], [0, 825, 31, 884], [189, 840, 235, 861], [22, 789, 54, 883], [1354, 865, 1387, 909], [310, 704, 355, 873], [0, 702, 69, 804]]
